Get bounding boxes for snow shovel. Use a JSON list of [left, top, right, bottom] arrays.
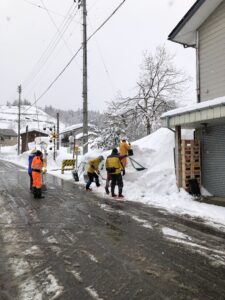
[[99, 172, 107, 181], [129, 157, 146, 171], [83, 173, 89, 183]]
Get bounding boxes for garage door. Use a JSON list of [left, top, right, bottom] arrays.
[[199, 124, 225, 196]]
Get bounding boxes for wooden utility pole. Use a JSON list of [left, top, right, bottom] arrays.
[[25, 125, 29, 152], [56, 112, 59, 150], [53, 125, 56, 161], [17, 85, 22, 155], [82, 0, 88, 154], [75, 0, 88, 154]]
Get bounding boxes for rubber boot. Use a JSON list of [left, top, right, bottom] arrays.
[[118, 188, 124, 198], [105, 187, 110, 195], [111, 186, 117, 197], [33, 187, 38, 199], [37, 188, 45, 199]]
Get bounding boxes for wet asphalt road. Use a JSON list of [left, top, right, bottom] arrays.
[[0, 160, 225, 300]]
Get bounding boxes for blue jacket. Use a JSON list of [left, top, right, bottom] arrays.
[[28, 154, 35, 174]]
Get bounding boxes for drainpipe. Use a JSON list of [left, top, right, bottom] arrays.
[[196, 30, 201, 103], [175, 125, 182, 189]]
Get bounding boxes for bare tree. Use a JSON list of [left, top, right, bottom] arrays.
[[115, 46, 190, 135]]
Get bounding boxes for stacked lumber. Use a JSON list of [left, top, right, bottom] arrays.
[[181, 140, 201, 191]]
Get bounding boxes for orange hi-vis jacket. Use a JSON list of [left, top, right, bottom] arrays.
[[119, 141, 131, 168], [31, 156, 43, 189]]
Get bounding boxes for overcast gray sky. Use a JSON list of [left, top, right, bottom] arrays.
[[0, 0, 196, 112]]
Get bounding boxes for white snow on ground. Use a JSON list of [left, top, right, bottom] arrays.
[[1, 128, 225, 230], [162, 227, 192, 241], [162, 226, 225, 267]]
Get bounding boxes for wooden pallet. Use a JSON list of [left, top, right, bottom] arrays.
[[181, 140, 201, 191]]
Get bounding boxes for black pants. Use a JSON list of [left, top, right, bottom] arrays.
[[28, 173, 33, 190], [111, 173, 123, 196], [33, 187, 42, 199], [105, 173, 112, 194], [86, 172, 100, 189]]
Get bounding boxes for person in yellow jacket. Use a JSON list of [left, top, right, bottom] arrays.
[[86, 155, 104, 191], [119, 137, 131, 175], [106, 148, 124, 198], [31, 150, 44, 199]]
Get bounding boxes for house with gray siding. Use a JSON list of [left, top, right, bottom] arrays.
[[161, 0, 225, 196], [0, 129, 17, 146]]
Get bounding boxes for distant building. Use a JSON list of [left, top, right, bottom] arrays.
[[20, 128, 49, 153], [0, 129, 17, 146], [60, 123, 96, 147], [74, 131, 98, 146]]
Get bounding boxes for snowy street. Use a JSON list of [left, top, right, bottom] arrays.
[[1, 160, 225, 300]]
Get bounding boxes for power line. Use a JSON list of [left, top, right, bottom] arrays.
[[87, 0, 126, 41], [22, 3, 80, 99], [88, 16, 116, 95], [6, 2, 77, 105], [22, 4, 78, 90], [40, 0, 74, 54], [22, 0, 127, 114], [23, 0, 68, 18]]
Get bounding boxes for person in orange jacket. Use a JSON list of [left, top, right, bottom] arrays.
[[119, 137, 131, 175], [31, 150, 44, 199]]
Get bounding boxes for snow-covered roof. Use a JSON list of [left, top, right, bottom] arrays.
[[60, 123, 95, 134], [20, 128, 49, 135], [75, 131, 97, 140], [162, 96, 225, 118], [168, 0, 223, 47], [161, 96, 225, 129], [0, 128, 17, 137]]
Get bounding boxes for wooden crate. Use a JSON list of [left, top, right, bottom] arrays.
[[181, 140, 201, 191]]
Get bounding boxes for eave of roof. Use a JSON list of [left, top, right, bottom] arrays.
[[20, 128, 49, 135], [60, 123, 95, 135], [168, 0, 223, 47], [161, 96, 225, 129]]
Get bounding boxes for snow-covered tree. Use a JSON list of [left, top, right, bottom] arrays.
[[113, 46, 190, 135], [94, 100, 146, 150]]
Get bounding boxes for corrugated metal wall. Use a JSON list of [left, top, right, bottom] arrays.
[[196, 125, 225, 196], [199, 0, 225, 101]]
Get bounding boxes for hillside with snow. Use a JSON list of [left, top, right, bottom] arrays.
[[0, 105, 65, 133], [1, 127, 225, 230]]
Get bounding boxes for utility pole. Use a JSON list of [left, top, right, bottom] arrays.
[[75, 0, 88, 154], [53, 125, 56, 161], [17, 85, 22, 155], [56, 112, 59, 150], [25, 125, 29, 152]]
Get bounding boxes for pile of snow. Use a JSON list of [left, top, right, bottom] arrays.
[[1, 128, 225, 229]]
